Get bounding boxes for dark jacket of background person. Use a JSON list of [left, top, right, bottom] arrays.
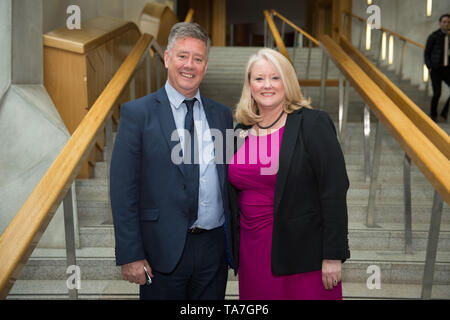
[[425, 29, 448, 69], [228, 107, 351, 276]]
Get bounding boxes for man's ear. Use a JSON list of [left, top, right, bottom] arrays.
[[164, 50, 169, 69], [204, 59, 209, 74]]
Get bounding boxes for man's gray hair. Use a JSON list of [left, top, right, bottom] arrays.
[[167, 22, 210, 57]]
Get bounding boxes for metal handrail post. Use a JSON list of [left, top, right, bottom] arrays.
[[342, 13, 347, 35], [155, 56, 161, 90], [337, 74, 350, 146], [403, 154, 413, 254], [292, 30, 298, 65], [424, 69, 430, 104], [63, 187, 78, 300], [421, 191, 444, 299], [319, 50, 328, 111], [264, 18, 268, 47], [366, 119, 383, 228], [363, 105, 371, 183], [230, 24, 234, 46], [341, 78, 350, 146], [306, 38, 312, 80], [130, 76, 136, 100], [358, 20, 364, 51], [145, 50, 151, 95], [338, 73, 344, 135], [377, 30, 383, 67], [104, 116, 114, 225], [398, 39, 407, 82], [271, 12, 275, 49]]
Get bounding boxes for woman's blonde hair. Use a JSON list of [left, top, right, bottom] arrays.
[[235, 48, 311, 125]]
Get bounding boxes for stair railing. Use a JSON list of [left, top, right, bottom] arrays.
[[264, 8, 450, 299], [321, 34, 450, 300], [263, 10, 291, 63], [0, 31, 166, 299], [338, 33, 450, 260], [342, 11, 430, 100], [270, 10, 319, 80]]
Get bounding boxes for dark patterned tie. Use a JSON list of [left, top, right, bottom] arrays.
[[183, 98, 199, 226]]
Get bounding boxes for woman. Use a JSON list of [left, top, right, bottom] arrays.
[[228, 48, 350, 300]]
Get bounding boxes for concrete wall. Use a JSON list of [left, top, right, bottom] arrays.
[[352, 0, 449, 103], [0, 0, 11, 100], [0, 0, 73, 248]]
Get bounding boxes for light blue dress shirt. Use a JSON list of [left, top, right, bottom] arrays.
[[164, 81, 224, 230]]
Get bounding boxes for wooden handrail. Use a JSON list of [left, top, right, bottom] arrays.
[[338, 35, 450, 159], [299, 79, 339, 87], [271, 9, 320, 46], [0, 33, 155, 298], [263, 10, 291, 63], [320, 35, 450, 205], [184, 8, 194, 23], [43, 17, 140, 54], [343, 11, 425, 49]]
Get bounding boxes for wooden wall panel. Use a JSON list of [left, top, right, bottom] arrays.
[[212, 0, 226, 46], [189, 0, 211, 34], [306, 0, 352, 44]]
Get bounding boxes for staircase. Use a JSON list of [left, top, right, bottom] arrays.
[[8, 47, 450, 300]]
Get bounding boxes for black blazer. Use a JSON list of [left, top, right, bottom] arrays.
[[228, 107, 350, 276], [425, 29, 448, 69]]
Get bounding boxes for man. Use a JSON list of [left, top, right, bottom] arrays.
[[110, 22, 234, 300], [425, 13, 450, 122]]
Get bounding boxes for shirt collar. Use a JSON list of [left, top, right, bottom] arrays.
[[165, 81, 202, 110]]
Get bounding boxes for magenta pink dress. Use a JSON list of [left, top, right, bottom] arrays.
[[228, 126, 342, 300]]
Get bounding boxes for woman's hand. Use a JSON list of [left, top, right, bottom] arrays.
[[321, 259, 342, 290]]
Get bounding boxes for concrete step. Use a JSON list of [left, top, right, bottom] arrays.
[[76, 200, 450, 228], [77, 221, 450, 252], [345, 183, 449, 205], [76, 178, 447, 205], [341, 282, 450, 299], [347, 204, 450, 224], [346, 222, 450, 251], [7, 279, 450, 300], [17, 248, 450, 285], [6, 279, 238, 300]]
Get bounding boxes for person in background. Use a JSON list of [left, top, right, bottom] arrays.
[[425, 13, 450, 123], [110, 22, 234, 300], [228, 48, 350, 300]]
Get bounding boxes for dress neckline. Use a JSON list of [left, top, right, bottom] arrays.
[[249, 125, 285, 137]]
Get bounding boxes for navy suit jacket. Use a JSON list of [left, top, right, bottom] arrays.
[[110, 87, 234, 273]]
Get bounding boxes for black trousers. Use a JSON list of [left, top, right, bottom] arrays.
[[139, 226, 228, 300], [430, 66, 450, 119]]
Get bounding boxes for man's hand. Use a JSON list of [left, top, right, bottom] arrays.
[[321, 259, 342, 290], [121, 259, 153, 285]]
